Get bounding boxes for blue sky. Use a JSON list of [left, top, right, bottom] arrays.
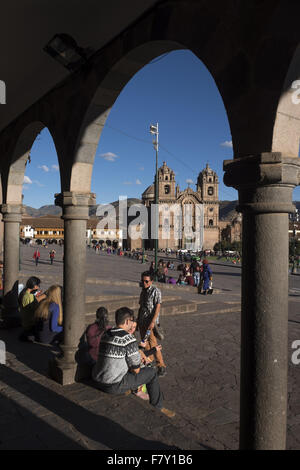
[[23, 49, 300, 207]]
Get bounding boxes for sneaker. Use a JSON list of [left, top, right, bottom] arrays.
[[133, 390, 149, 401], [157, 366, 167, 377], [160, 407, 176, 418], [146, 361, 156, 368]]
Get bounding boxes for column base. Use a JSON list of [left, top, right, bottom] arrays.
[[48, 356, 79, 386]]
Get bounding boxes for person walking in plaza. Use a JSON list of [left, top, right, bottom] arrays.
[[33, 248, 40, 266], [18, 276, 46, 341], [137, 271, 167, 377], [92, 307, 175, 417], [49, 249, 56, 265], [200, 259, 213, 295], [34, 285, 63, 344]]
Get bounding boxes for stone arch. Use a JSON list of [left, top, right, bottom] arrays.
[[69, 40, 185, 193], [272, 43, 300, 157], [69, 5, 237, 194], [3, 122, 61, 205]]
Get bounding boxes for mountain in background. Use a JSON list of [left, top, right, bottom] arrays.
[[23, 198, 143, 218], [89, 198, 142, 217], [23, 205, 62, 217], [23, 200, 300, 221], [219, 201, 239, 221]]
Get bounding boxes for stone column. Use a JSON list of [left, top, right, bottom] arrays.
[[224, 153, 300, 450], [0, 204, 23, 326], [49, 192, 96, 385]]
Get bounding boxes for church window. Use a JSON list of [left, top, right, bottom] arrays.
[[208, 186, 214, 196], [209, 208, 213, 212], [209, 219, 214, 226], [164, 185, 170, 194], [165, 176, 168, 181]]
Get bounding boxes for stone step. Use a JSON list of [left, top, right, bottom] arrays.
[[85, 295, 179, 318], [85, 297, 198, 323], [159, 299, 198, 316]]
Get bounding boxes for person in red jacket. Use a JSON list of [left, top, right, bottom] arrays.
[[33, 249, 40, 266], [49, 249, 56, 265]]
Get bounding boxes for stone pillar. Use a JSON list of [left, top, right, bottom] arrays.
[[224, 153, 300, 450], [0, 204, 23, 326], [49, 192, 96, 385]]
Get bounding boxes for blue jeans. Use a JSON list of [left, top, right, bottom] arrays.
[[96, 367, 163, 409], [193, 272, 200, 286]]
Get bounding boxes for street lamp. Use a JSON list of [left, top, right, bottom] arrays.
[[150, 123, 159, 280], [44, 33, 90, 71]]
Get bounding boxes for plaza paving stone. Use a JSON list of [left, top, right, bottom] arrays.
[[0, 245, 299, 449]]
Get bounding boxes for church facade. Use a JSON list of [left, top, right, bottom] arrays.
[[141, 162, 219, 251]]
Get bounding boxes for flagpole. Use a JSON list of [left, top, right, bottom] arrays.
[[155, 123, 158, 280], [150, 123, 159, 281]]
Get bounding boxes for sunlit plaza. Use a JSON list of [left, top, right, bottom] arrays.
[[0, 245, 299, 449]]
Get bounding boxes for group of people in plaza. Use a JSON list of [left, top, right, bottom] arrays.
[[18, 276, 63, 344], [33, 248, 56, 266], [177, 260, 213, 294], [18, 269, 174, 418], [17, 244, 214, 420], [148, 257, 213, 294], [86, 270, 173, 416]]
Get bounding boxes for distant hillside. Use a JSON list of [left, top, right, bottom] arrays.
[[219, 201, 300, 221], [23, 200, 300, 221], [219, 200, 238, 221], [23, 198, 142, 218], [89, 198, 142, 217], [23, 205, 62, 217]]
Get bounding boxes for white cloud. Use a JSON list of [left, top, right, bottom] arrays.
[[51, 164, 59, 171], [38, 165, 49, 172], [220, 140, 233, 148], [139, 166, 144, 171], [186, 179, 194, 184], [123, 181, 132, 185], [23, 184, 29, 190], [136, 179, 142, 185], [33, 180, 45, 188], [100, 152, 119, 162], [23, 175, 32, 184]]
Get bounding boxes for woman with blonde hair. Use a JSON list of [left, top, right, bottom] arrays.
[[35, 285, 63, 344]]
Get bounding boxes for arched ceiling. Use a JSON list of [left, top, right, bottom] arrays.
[[0, 0, 158, 132]]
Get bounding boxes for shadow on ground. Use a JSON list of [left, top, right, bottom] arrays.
[[0, 366, 180, 450]]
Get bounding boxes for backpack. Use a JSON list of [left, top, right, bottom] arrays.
[[75, 323, 102, 365]]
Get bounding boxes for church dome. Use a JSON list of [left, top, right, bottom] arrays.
[[142, 184, 155, 198]]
